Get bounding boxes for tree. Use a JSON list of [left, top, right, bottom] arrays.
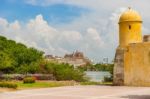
[[0, 35, 43, 74], [41, 61, 87, 82], [0, 52, 16, 73]]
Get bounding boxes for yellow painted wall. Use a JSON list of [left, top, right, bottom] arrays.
[[124, 42, 150, 86], [119, 21, 142, 48]]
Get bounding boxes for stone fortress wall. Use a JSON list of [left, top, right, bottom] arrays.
[[113, 8, 150, 86]]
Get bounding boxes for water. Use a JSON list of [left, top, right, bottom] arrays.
[[85, 71, 111, 82]]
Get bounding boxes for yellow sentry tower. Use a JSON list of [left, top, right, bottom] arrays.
[[119, 8, 142, 48]]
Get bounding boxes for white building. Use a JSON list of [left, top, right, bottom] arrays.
[[45, 51, 92, 68]]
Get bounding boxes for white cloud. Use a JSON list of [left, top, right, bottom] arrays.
[[0, 15, 108, 62], [0, 18, 8, 26], [1, 7, 149, 62], [86, 28, 104, 47], [61, 31, 82, 42], [2, 0, 150, 62]]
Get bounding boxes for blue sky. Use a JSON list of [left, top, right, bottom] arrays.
[[0, 0, 89, 24], [0, 0, 150, 63]]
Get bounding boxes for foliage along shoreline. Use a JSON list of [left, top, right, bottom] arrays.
[[0, 35, 113, 83], [0, 36, 88, 82]]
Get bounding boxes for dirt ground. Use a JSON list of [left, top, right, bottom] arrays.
[[0, 85, 150, 99], [0, 88, 16, 93]]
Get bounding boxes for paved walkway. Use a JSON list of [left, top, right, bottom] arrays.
[[0, 86, 150, 99]]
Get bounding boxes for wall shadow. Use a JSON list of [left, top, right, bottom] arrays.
[[121, 95, 150, 99]]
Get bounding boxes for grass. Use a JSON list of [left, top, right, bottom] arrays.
[[11, 81, 76, 89], [80, 81, 112, 86], [0, 81, 113, 91]]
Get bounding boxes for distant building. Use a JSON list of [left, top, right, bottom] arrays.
[[45, 51, 92, 68]]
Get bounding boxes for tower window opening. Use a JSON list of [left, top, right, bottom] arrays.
[[129, 25, 131, 30]]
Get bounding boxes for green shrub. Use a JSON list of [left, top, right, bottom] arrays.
[[32, 74, 54, 80], [80, 81, 102, 85], [0, 82, 18, 89], [44, 62, 88, 82], [3, 74, 12, 81], [104, 76, 113, 82], [23, 77, 36, 84]]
